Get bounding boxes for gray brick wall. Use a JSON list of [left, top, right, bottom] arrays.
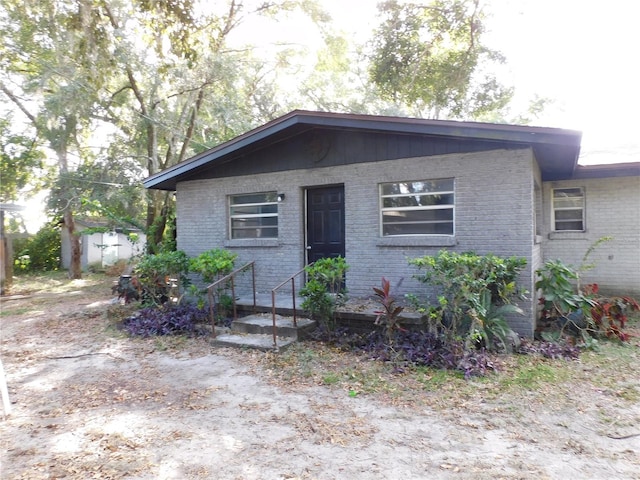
[[541, 175, 640, 296], [177, 148, 539, 336]]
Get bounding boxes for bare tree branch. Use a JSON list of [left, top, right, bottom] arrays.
[[0, 83, 37, 125]]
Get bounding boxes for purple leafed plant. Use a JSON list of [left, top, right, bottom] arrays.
[[123, 304, 208, 337], [340, 329, 498, 377], [517, 338, 581, 360]]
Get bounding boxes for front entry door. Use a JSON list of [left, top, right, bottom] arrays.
[[306, 185, 345, 263]]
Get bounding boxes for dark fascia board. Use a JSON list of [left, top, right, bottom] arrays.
[[143, 110, 583, 190], [571, 162, 640, 179]]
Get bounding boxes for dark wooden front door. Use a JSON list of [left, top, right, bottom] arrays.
[[306, 185, 345, 263]]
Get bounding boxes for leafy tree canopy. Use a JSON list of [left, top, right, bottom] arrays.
[[368, 0, 513, 119], [0, 117, 48, 203]]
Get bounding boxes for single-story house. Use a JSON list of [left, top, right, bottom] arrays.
[[143, 110, 640, 337], [61, 219, 146, 271]]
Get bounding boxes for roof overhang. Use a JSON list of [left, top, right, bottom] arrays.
[[570, 162, 640, 179], [143, 110, 583, 191]]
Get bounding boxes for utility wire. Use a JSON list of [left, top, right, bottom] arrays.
[[57, 174, 145, 188]]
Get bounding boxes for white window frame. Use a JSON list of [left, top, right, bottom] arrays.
[[229, 192, 278, 239], [379, 179, 455, 237], [552, 187, 585, 232]]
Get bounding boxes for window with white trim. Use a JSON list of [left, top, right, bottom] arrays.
[[229, 192, 278, 239], [552, 187, 585, 231], [380, 179, 454, 236]]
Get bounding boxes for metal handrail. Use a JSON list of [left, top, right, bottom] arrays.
[[270, 263, 312, 349], [207, 261, 256, 338]]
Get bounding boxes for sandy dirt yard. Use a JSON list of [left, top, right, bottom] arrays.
[[1, 274, 639, 479]]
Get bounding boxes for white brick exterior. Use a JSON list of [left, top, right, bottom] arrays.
[[177, 148, 542, 336], [541, 175, 640, 296]]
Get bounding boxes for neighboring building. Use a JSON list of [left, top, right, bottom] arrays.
[[143, 110, 640, 337], [61, 219, 146, 271]]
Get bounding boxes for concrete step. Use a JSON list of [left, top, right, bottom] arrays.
[[212, 332, 296, 352], [210, 313, 316, 351], [231, 313, 316, 340]]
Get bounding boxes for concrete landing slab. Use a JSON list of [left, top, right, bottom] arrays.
[[237, 313, 315, 329]]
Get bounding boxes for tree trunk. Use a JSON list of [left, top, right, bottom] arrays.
[[0, 210, 11, 295], [146, 190, 169, 253], [55, 128, 82, 279], [65, 209, 82, 279]]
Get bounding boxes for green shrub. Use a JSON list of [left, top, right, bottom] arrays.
[[135, 250, 191, 306], [188, 248, 238, 311], [189, 248, 238, 284], [536, 258, 639, 343], [14, 222, 61, 272], [467, 290, 523, 351], [409, 250, 527, 349], [300, 256, 349, 330], [305, 256, 349, 294], [535, 259, 589, 318]]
